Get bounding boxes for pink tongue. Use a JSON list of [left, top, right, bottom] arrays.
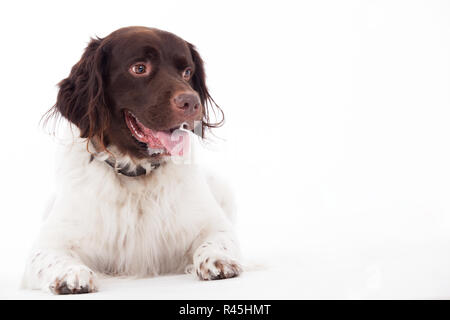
[[134, 117, 190, 156], [139, 125, 189, 156], [155, 130, 189, 156]]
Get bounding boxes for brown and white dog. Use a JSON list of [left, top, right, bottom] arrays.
[[22, 26, 241, 294]]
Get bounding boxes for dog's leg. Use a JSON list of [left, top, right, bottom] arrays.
[[22, 249, 98, 294], [205, 174, 237, 223], [192, 229, 242, 280]]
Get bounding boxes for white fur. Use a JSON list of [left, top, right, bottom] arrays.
[[22, 130, 241, 294]]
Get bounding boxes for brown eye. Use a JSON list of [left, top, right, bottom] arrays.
[[182, 68, 192, 80], [134, 64, 146, 73], [129, 62, 151, 77]]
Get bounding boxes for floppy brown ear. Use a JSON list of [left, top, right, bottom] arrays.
[[55, 37, 110, 146], [188, 43, 224, 137]]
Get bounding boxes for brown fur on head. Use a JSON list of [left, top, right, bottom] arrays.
[[45, 26, 223, 159]]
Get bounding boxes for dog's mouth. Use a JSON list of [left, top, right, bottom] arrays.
[[124, 110, 190, 157]]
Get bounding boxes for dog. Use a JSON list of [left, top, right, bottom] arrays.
[[21, 26, 242, 294]]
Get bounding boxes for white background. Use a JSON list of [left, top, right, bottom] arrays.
[[1, 0, 450, 299]]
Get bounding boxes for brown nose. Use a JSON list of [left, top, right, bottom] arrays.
[[172, 92, 201, 116]]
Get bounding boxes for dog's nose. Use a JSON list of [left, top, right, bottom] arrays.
[[172, 92, 201, 116]]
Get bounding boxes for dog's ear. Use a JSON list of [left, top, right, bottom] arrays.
[[55, 37, 110, 146], [188, 43, 224, 137]]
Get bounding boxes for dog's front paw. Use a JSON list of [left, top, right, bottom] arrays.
[[49, 265, 98, 294], [195, 256, 242, 281]]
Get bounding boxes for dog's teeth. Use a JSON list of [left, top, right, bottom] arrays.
[[179, 122, 189, 131], [148, 148, 164, 156]]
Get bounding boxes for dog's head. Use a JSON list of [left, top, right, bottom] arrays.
[[51, 26, 223, 161]]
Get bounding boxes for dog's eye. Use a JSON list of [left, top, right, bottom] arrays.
[[182, 68, 192, 80], [130, 62, 151, 77], [134, 65, 146, 73]]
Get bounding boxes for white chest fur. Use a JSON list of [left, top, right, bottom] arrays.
[[23, 137, 241, 293]]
